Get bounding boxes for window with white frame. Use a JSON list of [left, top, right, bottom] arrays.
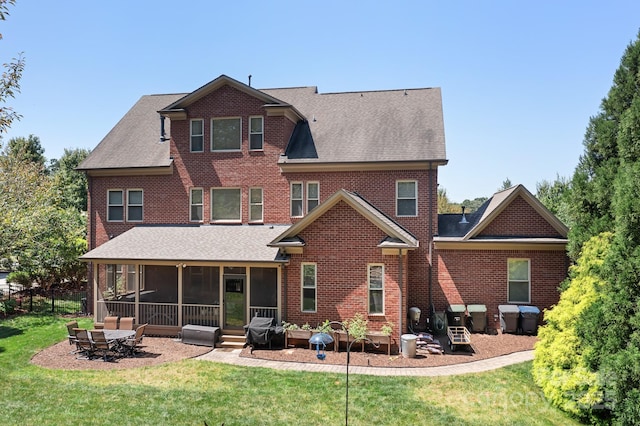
[[307, 182, 319, 212], [368, 264, 384, 314], [508, 258, 530, 303], [190, 188, 203, 222], [211, 188, 241, 222], [106, 264, 137, 297], [190, 119, 204, 152], [211, 117, 241, 151], [107, 190, 124, 222], [301, 263, 317, 312], [249, 116, 263, 150], [249, 187, 263, 222], [291, 182, 303, 217], [127, 189, 143, 222], [396, 180, 417, 216]]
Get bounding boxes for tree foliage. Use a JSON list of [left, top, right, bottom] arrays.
[[2, 134, 46, 169], [533, 232, 612, 423], [0, 0, 24, 137], [536, 174, 572, 228], [50, 148, 90, 211]]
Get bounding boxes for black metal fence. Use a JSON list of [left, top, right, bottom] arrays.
[[2, 287, 88, 316]]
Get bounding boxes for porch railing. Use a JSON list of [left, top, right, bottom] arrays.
[[139, 302, 178, 326], [97, 300, 222, 328], [250, 306, 279, 322], [183, 304, 220, 327]]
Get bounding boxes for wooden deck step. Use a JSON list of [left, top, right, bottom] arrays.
[[216, 333, 246, 349]]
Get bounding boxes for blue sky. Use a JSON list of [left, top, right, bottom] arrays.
[[2, 1, 640, 202]]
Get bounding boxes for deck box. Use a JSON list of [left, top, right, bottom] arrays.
[[181, 324, 220, 347]]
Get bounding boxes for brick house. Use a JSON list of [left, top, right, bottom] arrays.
[[79, 74, 568, 343]]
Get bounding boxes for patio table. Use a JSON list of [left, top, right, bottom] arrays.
[[97, 329, 136, 356]]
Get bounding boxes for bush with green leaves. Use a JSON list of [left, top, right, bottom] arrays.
[[533, 232, 612, 422]]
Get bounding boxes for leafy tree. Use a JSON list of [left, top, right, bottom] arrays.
[[2, 134, 46, 170], [0, 0, 24, 137], [536, 175, 572, 228], [533, 232, 612, 423], [51, 148, 90, 211], [460, 197, 488, 213], [437, 187, 460, 213], [499, 177, 512, 191]]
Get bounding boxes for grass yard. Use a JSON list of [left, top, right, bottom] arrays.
[[0, 314, 580, 426]]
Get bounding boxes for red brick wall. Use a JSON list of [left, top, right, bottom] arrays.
[[435, 249, 568, 330], [284, 201, 409, 341], [479, 196, 561, 237]]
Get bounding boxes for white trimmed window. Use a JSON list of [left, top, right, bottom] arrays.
[[190, 119, 204, 152], [249, 116, 264, 150], [368, 264, 384, 314], [291, 182, 303, 217], [249, 187, 263, 222], [396, 180, 417, 216], [211, 117, 241, 151], [190, 188, 203, 222], [301, 263, 317, 312], [107, 190, 124, 222], [127, 189, 143, 222], [307, 182, 319, 212], [508, 259, 530, 303], [211, 188, 241, 222]]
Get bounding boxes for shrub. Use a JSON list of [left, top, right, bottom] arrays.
[[532, 232, 612, 421]]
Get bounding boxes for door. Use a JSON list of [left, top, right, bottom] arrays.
[[224, 275, 245, 329]]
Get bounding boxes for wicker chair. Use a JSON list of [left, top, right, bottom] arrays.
[[119, 317, 135, 330], [90, 330, 117, 361], [103, 316, 119, 330], [121, 323, 147, 357], [73, 328, 94, 359]]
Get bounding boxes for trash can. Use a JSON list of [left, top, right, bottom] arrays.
[[401, 334, 417, 358], [466, 304, 487, 332], [447, 304, 466, 327], [518, 305, 541, 334], [498, 305, 520, 333]]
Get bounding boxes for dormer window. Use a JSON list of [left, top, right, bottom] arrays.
[[249, 116, 264, 150], [211, 117, 241, 151]]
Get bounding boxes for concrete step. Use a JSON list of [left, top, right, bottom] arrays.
[[216, 334, 246, 349]]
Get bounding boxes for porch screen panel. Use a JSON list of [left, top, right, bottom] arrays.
[[250, 267, 277, 307], [183, 266, 219, 305], [143, 266, 178, 303]]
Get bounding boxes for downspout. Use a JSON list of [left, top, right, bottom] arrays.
[[428, 161, 434, 326], [398, 248, 403, 352]]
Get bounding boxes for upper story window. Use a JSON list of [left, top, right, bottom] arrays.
[[211, 117, 241, 151], [307, 182, 319, 212], [368, 264, 384, 314], [396, 180, 417, 216], [211, 187, 241, 222], [127, 189, 143, 222], [249, 116, 264, 150], [301, 263, 317, 312], [508, 258, 530, 304], [249, 187, 263, 223], [291, 182, 303, 217], [190, 188, 204, 222], [190, 119, 204, 152], [107, 190, 124, 222]]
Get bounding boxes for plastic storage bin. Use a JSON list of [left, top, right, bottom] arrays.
[[498, 305, 520, 333], [466, 304, 487, 332], [518, 305, 540, 334], [447, 304, 467, 327]]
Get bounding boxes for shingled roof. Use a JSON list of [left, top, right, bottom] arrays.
[[79, 75, 447, 171]]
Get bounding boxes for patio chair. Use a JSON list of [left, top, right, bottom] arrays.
[[73, 328, 94, 359], [119, 317, 135, 330], [66, 321, 79, 346], [103, 316, 119, 330], [90, 330, 117, 362], [121, 323, 147, 357]]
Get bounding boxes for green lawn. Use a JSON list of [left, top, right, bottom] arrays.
[[0, 314, 581, 426]]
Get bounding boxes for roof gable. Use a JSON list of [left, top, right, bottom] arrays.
[[436, 185, 568, 243], [269, 189, 418, 249]]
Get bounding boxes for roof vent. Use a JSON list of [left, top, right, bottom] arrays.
[[159, 116, 170, 142], [459, 206, 469, 224]]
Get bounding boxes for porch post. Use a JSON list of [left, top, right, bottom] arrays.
[[134, 264, 140, 323], [177, 264, 184, 327], [92, 262, 98, 323]]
